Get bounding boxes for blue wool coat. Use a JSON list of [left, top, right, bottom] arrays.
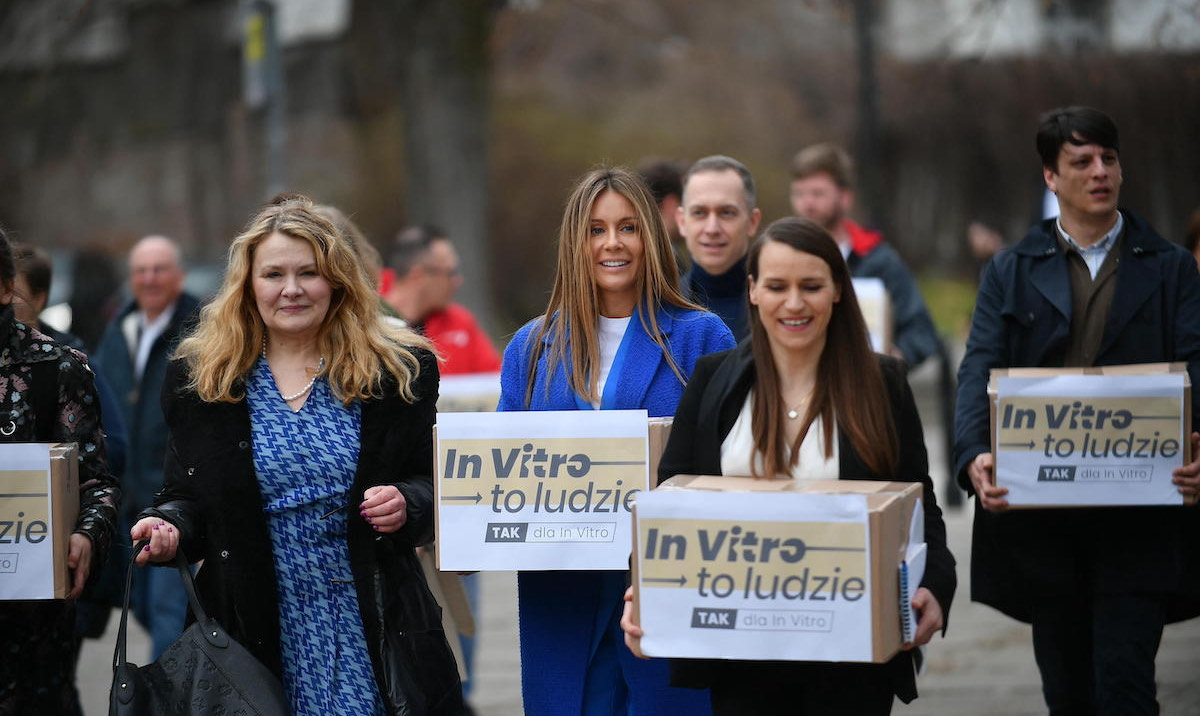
[[498, 304, 733, 716]]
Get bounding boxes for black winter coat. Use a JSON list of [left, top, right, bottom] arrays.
[[657, 344, 957, 705], [142, 350, 463, 715], [954, 211, 1200, 623]]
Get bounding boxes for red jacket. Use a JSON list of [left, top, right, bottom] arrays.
[[423, 303, 501, 375]]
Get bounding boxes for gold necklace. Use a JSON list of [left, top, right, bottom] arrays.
[[785, 390, 813, 420]]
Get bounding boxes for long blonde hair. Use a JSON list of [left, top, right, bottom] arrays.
[[176, 195, 430, 404], [524, 167, 703, 407]]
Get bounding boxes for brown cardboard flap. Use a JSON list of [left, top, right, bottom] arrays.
[[989, 361, 1189, 391], [628, 500, 646, 659], [660, 475, 794, 491], [647, 418, 673, 486], [50, 443, 79, 599]]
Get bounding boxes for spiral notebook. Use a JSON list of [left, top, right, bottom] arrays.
[[899, 542, 927, 643], [899, 540, 928, 674]]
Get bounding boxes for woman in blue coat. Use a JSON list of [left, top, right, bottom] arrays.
[[499, 167, 734, 716]]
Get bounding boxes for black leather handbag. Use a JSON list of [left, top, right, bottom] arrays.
[[109, 540, 289, 715]]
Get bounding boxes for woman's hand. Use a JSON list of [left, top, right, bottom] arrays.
[[66, 533, 92, 599], [131, 517, 180, 565], [361, 485, 408, 533], [619, 586, 649, 659], [1172, 432, 1200, 505], [902, 587, 944, 650], [968, 452, 1009, 512]]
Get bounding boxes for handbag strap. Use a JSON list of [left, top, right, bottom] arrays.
[[112, 538, 209, 669], [30, 360, 59, 442]]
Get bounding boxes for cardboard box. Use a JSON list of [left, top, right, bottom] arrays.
[[0, 443, 79, 600], [631, 476, 922, 663], [989, 363, 1192, 507], [647, 417, 672, 486], [434, 410, 652, 571], [852, 277, 893, 355]]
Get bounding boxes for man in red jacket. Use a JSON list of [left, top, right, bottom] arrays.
[[382, 225, 501, 375], [790, 142, 941, 368]]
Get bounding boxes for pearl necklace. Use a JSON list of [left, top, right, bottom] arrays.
[[263, 338, 325, 402]]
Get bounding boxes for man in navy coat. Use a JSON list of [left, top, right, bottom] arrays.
[[955, 106, 1200, 714], [94, 235, 200, 659]]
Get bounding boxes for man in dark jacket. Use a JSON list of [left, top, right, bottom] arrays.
[[678, 155, 762, 342], [93, 235, 200, 659], [790, 142, 941, 367], [955, 106, 1200, 714]]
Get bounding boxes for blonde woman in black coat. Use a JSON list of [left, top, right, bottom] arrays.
[[131, 196, 463, 715]]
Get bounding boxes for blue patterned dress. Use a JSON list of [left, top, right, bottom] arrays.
[[247, 359, 386, 716]]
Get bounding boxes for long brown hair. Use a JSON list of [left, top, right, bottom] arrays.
[[523, 167, 703, 407], [747, 217, 898, 478], [176, 195, 430, 405]]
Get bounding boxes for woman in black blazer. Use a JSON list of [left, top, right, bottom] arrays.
[[622, 217, 956, 715]]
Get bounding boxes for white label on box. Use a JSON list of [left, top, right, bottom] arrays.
[[995, 374, 1186, 506], [436, 410, 649, 571], [0, 444, 55, 599], [437, 372, 502, 413], [852, 277, 888, 354], [636, 490, 874, 662]]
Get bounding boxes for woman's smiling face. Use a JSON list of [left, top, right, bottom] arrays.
[[749, 239, 840, 358], [589, 189, 644, 318]]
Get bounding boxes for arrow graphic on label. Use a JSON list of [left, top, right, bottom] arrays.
[[999, 441, 1036, 449], [644, 575, 688, 586], [441, 493, 483, 504]]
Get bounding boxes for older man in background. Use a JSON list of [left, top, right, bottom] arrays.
[[94, 235, 199, 659]]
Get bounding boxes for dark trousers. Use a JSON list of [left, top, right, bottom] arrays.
[[707, 661, 894, 716], [1031, 594, 1166, 716]]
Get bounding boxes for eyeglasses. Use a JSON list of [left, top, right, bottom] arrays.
[[422, 265, 461, 279]]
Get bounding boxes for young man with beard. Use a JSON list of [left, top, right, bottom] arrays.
[[790, 143, 940, 367]]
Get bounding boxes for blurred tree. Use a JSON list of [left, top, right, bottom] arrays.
[[397, 0, 505, 333]]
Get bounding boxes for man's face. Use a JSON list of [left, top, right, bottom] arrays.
[[420, 239, 462, 314], [677, 169, 762, 275], [789, 172, 851, 233], [1044, 139, 1122, 224], [129, 238, 184, 318]]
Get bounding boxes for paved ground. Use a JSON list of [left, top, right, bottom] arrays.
[[78, 359, 1200, 715]]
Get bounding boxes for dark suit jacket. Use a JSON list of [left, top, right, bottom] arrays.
[[658, 343, 957, 704], [954, 210, 1200, 623]]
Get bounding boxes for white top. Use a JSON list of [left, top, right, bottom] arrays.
[[1056, 211, 1123, 280], [592, 316, 632, 408], [121, 301, 178, 381], [720, 391, 840, 480]]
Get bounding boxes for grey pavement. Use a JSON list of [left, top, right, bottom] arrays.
[[78, 358, 1200, 715]]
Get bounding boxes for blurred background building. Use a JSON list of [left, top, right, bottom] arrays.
[[2, 0, 1198, 338]]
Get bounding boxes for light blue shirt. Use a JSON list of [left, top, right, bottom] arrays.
[[1057, 213, 1124, 280]]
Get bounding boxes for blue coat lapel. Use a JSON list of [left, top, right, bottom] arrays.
[[607, 305, 673, 410]]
